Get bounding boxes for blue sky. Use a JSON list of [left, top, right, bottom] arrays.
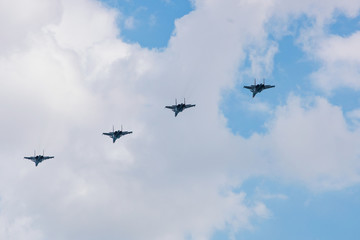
[[1, 0, 360, 239], [100, 1, 360, 239], [225, 12, 360, 240], [231, 178, 360, 240], [101, 0, 193, 48]]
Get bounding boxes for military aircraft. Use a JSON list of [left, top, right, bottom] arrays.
[[24, 150, 54, 167], [103, 125, 133, 143], [165, 98, 196, 117], [244, 78, 275, 98]]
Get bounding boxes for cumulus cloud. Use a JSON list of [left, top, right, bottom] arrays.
[[0, 0, 62, 55], [1, 0, 360, 239], [308, 32, 360, 92], [0, 0, 270, 239], [268, 0, 360, 92], [262, 95, 360, 190]]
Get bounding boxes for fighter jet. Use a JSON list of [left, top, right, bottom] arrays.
[[24, 150, 54, 167], [103, 125, 133, 143], [244, 78, 275, 98], [165, 98, 196, 117]]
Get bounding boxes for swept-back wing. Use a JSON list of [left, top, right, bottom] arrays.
[[185, 104, 195, 109], [264, 85, 275, 89], [24, 157, 36, 162], [43, 156, 54, 160], [165, 105, 176, 109], [103, 132, 113, 136], [243, 86, 253, 89]]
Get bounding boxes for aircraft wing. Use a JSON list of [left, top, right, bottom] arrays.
[[165, 105, 175, 109], [123, 131, 133, 135], [103, 132, 113, 136], [264, 85, 275, 89], [185, 104, 195, 109], [43, 156, 54, 160], [24, 157, 36, 162], [243, 85, 253, 89]]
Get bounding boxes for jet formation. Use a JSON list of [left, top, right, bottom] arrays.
[[165, 98, 196, 117], [24, 150, 54, 167], [24, 77, 276, 167], [244, 78, 275, 98], [103, 125, 133, 143]]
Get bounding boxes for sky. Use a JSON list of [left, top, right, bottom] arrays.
[[0, 0, 360, 239]]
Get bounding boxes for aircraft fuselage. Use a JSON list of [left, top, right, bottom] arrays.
[[166, 101, 196, 117], [173, 104, 186, 114], [244, 81, 275, 98], [252, 84, 266, 95], [103, 129, 133, 143], [24, 154, 54, 166]]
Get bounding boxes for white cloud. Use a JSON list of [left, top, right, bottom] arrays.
[[268, 0, 360, 29], [0, 216, 43, 240], [266, 0, 360, 92], [254, 187, 288, 200], [309, 32, 360, 92], [262, 95, 360, 190], [348, 108, 360, 128], [247, 42, 278, 78], [0, 0, 270, 239], [0, 0, 62, 55], [49, 0, 119, 52], [124, 16, 136, 30], [253, 202, 271, 219], [1, 0, 360, 239]]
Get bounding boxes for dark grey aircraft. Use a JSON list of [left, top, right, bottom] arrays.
[[244, 78, 275, 98], [165, 98, 196, 117], [103, 125, 132, 143], [24, 150, 54, 167]]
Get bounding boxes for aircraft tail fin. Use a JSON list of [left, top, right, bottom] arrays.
[[184, 98, 186, 104], [113, 125, 114, 132], [254, 78, 256, 85], [175, 98, 177, 105], [121, 125, 123, 131], [263, 78, 265, 84]]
